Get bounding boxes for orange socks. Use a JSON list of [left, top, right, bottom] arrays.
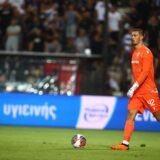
[[123, 120, 134, 143]]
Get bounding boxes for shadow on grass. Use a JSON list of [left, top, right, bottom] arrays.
[[54, 145, 112, 151]]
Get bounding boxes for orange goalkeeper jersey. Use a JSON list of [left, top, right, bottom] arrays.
[[131, 45, 158, 96]]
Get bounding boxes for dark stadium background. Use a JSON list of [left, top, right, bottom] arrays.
[[0, 0, 159, 96]]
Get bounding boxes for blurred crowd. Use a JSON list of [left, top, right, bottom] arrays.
[[0, 0, 160, 95]]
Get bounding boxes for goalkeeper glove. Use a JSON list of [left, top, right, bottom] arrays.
[[127, 82, 139, 98]]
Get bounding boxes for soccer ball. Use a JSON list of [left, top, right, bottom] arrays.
[[71, 134, 86, 148]]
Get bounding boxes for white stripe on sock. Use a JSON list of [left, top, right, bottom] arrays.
[[123, 140, 129, 145]]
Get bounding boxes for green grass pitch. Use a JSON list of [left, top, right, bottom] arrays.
[[0, 126, 160, 160]]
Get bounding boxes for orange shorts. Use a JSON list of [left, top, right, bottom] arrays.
[[128, 93, 160, 114]]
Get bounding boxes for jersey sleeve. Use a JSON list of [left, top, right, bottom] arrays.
[[136, 50, 152, 86]]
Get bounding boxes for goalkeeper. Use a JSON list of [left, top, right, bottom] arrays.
[[111, 28, 160, 150]]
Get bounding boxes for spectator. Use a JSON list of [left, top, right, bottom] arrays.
[[107, 64, 122, 95], [94, 0, 106, 23], [0, 1, 14, 43], [28, 27, 45, 52], [147, 15, 160, 73], [108, 4, 122, 43], [152, 0, 160, 9], [78, 8, 93, 32], [40, 0, 58, 24], [147, 15, 159, 58], [135, 0, 150, 30], [118, 23, 132, 63], [74, 28, 90, 54], [45, 35, 62, 53], [5, 18, 21, 51], [64, 3, 78, 39], [90, 23, 104, 54], [9, 0, 25, 15], [125, 7, 141, 29]]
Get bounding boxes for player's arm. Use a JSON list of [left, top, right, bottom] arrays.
[[127, 51, 152, 98]]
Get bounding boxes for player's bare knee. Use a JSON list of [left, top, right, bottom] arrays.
[[127, 110, 137, 121]]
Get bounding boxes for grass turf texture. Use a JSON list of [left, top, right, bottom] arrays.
[[0, 126, 160, 160]]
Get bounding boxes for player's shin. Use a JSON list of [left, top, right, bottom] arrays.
[[123, 120, 134, 145]]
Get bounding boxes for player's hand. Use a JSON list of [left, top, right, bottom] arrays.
[[127, 82, 139, 98]]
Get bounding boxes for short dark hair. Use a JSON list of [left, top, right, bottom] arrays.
[[130, 28, 145, 37]]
